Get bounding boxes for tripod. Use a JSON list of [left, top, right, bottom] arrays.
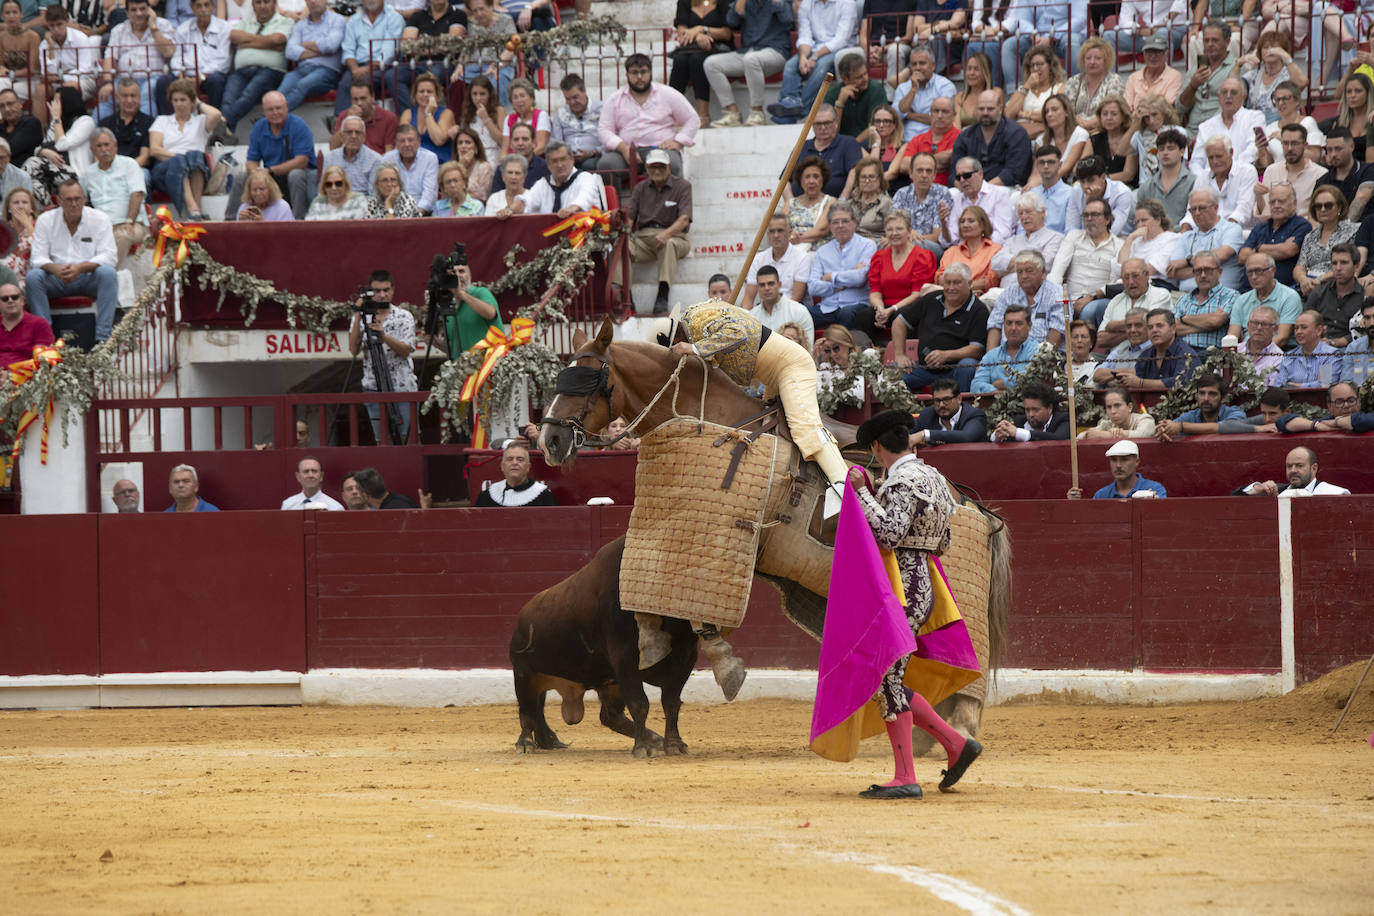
[[360, 311, 406, 446]]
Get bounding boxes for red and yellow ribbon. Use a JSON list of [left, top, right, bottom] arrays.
[[7, 339, 65, 463], [540, 208, 612, 249], [152, 205, 207, 268], [459, 317, 536, 448]]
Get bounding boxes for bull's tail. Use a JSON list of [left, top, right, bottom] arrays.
[[984, 509, 1011, 678], [513, 623, 536, 655]]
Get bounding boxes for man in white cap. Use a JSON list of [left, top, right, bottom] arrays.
[[624, 147, 692, 314], [1069, 439, 1168, 499]]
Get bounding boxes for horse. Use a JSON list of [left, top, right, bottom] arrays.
[[535, 317, 1012, 747]]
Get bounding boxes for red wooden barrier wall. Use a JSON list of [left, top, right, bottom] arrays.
[[467, 433, 1374, 506], [3, 502, 1369, 682]]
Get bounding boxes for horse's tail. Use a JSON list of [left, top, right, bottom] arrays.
[[983, 508, 1011, 678]]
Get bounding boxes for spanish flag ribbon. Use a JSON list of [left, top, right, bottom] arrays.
[[540, 208, 612, 249], [152, 205, 207, 268], [459, 317, 536, 449], [8, 340, 65, 464]]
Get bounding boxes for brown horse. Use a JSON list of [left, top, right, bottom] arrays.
[[535, 317, 1011, 746]]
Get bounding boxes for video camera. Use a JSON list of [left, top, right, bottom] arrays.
[[355, 286, 386, 323], [424, 243, 467, 339]]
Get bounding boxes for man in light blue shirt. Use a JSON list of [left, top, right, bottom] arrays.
[[767, 0, 859, 121], [1031, 145, 1074, 233], [161, 0, 231, 113], [1276, 311, 1343, 388], [893, 46, 954, 142], [334, 0, 405, 116], [381, 124, 438, 213], [1339, 300, 1374, 387], [279, 0, 346, 110], [972, 302, 1036, 393], [985, 249, 1064, 349], [806, 199, 875, 330], [1226, 251, 1303, 343], [1091, 440, 1167, 499], [1166, 188, 1245, 293]]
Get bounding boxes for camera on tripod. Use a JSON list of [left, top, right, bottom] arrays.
[[424, 243, 467, 339], [355, 286, 385, 322]]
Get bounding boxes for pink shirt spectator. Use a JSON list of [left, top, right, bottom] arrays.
[[1, 312, 56, 368], [597, 82, 699, 152]]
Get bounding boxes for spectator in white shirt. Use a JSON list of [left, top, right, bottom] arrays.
[[39, 6, 102, 101], [513, 141, 603, 216], [1188, 76, 1266, 173], [98, 0, 175, 118], [1189, 134, 1259, 230], [280, 456, 345, 510], [741, 213, 814, 308], [379, 123, 438, 212], [749, 264, 815, 341], [25, 178, 120, 342], [159, 0, 233, 115]]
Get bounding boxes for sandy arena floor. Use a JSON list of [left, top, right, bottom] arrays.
[[3, 665, 1373, 915]]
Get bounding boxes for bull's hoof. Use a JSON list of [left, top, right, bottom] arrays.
[[664, 739, 689, 756], [632, 742, 657, 759], [516, 733, 536, 754], [519, 730, 568, 752], [644, 730, 665, 751], [560, 691, 586, 725]]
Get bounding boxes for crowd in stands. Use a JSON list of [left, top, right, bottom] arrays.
[[5, 0, 1374, 492]]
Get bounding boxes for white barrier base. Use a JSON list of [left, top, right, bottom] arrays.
[[0, 668, 1282, 710]]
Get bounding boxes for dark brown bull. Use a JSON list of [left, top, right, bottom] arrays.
[[510, 536, 698, 757]]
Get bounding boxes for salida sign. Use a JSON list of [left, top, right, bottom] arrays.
[[265, 332, 344, 356]]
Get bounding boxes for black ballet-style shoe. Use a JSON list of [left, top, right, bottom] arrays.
[[859, 783, 924, 799], [938, 738, 983, 792]]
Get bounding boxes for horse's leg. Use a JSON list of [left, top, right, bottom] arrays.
[[515, 673, 568, 752], [696, 623, 746, 701], [635, 612, 672, 669], [597, 685, 664, 751]]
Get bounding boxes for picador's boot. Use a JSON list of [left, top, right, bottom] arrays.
[[635, 613, 672, 670], [698, 626, 746, 701]]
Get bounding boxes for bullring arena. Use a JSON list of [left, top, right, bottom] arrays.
[[3, 673, 1373, 914]]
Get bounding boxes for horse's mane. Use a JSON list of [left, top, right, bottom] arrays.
[[607, 339, 764, 419]]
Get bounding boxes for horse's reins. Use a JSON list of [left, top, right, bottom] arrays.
[[542, 349, 709, 449]]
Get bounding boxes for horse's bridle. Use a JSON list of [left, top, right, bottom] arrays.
[[540, 349, 617, 449]]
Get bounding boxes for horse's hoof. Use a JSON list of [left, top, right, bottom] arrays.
[[716, 663, 746, 702]]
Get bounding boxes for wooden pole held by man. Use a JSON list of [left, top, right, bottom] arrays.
[[728, 74, 835, 305], [1064, 300, 1079, 493]]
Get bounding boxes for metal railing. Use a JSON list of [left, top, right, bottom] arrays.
[[96, 272, 182, 453]]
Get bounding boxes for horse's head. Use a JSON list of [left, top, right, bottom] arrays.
[[539, 317, 617, 466]]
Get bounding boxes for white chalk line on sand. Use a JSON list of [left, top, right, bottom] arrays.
[[982, 782, 1374, 822], [320, 792, 1031, 916]]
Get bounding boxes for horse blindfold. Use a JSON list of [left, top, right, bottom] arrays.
[[555, 365, 611, 397]]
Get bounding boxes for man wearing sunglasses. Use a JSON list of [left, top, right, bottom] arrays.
[[943, 156, 1013, 245], [0, 280, 52, 371]]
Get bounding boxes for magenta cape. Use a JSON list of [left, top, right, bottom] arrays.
[[808, 479, 981, 762]]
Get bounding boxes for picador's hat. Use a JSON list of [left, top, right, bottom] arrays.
[[856, 409, 912, 449]]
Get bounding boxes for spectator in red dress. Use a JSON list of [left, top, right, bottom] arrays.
[[0, 280, 52, 368], [869, 210, 936, 330]]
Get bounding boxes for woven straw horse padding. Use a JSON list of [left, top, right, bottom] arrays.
[[620, 418, 781, 629], [942, 503, 993, 703]]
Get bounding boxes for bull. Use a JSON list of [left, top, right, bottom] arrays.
[[510, 536, 698, 757]]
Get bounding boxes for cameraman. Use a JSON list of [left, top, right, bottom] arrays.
[[348, 269, 418, 444], [437, 247, 504, 355]]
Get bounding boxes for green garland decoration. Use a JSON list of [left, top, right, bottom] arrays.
[[399, 14, 626, 64], [1, 261, 177, 451], [815, 349, 921, 416], [183, 244, 420, 331], [984, 342, 1103, 428]]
